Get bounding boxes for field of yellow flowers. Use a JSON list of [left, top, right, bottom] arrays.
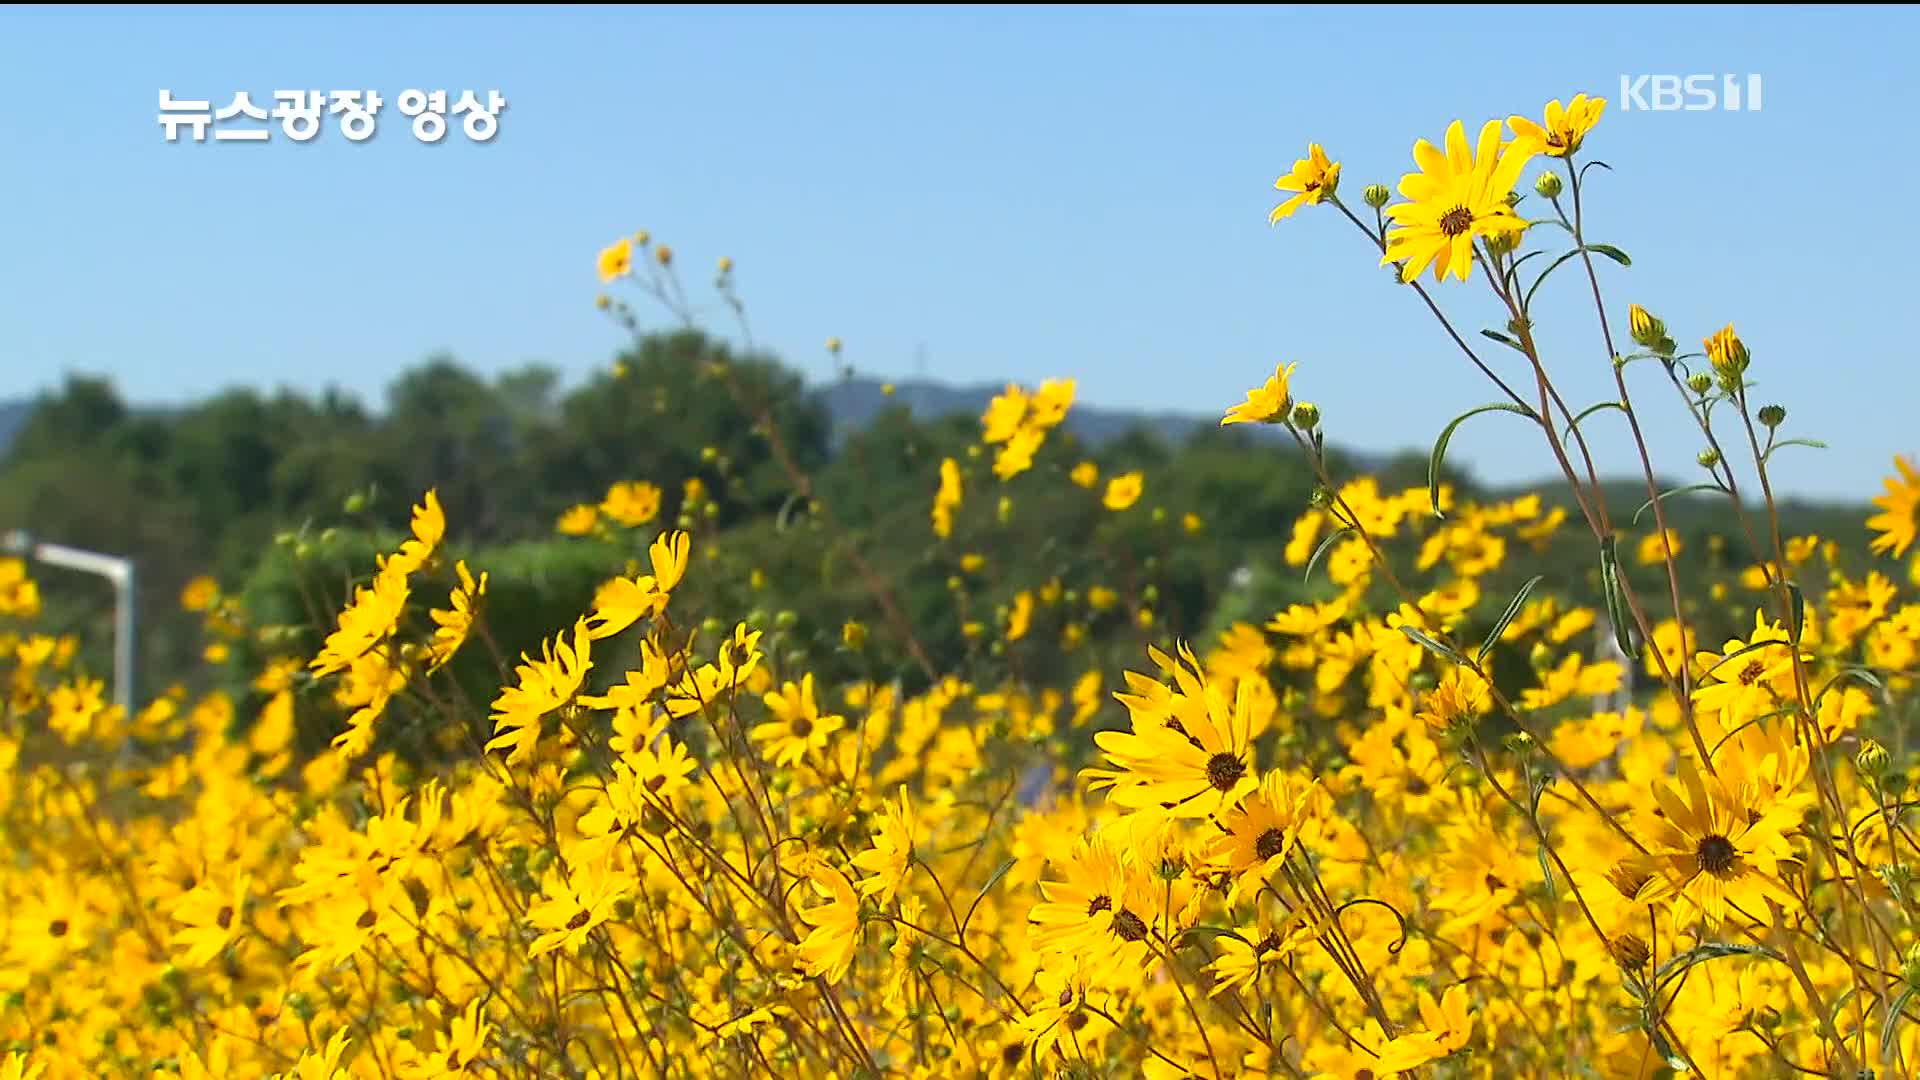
[[5, 93, 1920, 1079]]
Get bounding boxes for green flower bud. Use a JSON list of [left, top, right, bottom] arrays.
[[343, 492, 366, 514], [1758, 404, 1786, 428], [1291, 402, 1321, 429], [1858, 739, 1891, 778], [774, 610, 799, 630], [1697, 448, 1721, 469], [1687, 372, 1714, 396], [1363, 184, 1390, 209], [1534, 171, 1563, 199]]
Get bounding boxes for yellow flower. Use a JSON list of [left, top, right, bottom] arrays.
[[556, 503, 599, 535], [423, 560, 486, 672], [851, 787, 917, 904], [1221, 362, 1297, 426], [933, 457, 963, 538], [1704, 323, 1750, 378], [1269, 143, 1340, 223], [486, 618, 593, 765], [309, 567, 409, 678], [797, 863, 862, 983], [1383, 119, 1536, 283], [526, 861, 632, 957], [381, 488, 446, 577], [1103, 472, 1144, 512], [1634, 758, 1797, 926], [180, 575, 219, 612], [1869, 455, 1920, 558], [1069, 461, 1099, 489], [1508, 94, 1606, 157], [597, 237, 634, 282], [599, 480, 662, 528]]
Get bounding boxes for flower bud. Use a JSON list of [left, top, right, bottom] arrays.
[[343, 492, 366, 514], [1504, 190, 1524, 207], [1291, 401, 1321, 429], [594, 293, 610, 310], [634, 230, 650, 246], [1362, 184, 1390, 209], [774, 610, 799, 630], [1758, 404, 1786, 428], [655, 244, 673, 266], [1627, 304, 1665, 347], [1686, 372, 1713, 396], [842, 621, 867, 650], [826, 337, 843, 355], [1858, 738, 1891, 778], [1704, 324, 1749, 379], [1697, 448, 1721, 469], [1534, 172, 1563, 199], [717, 256, 733, 274], [1609, 933, 1652, 971]]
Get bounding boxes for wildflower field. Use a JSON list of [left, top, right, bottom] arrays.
[[7, 93, 1920, 1079]]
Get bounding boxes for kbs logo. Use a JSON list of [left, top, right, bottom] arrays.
[[1618, 74, 1763, 112]]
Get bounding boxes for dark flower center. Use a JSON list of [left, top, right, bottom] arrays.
[[1110, 908, 1149, 942], [1546, 132, 1566, 147], [356, 910, 377, 930], [1737, 660, 1765, 686], [1255, 828, 1287, 862], [1256, 932, 1281, 954], [1405, 775, 1431, 796], [1002, 1042, 1026, 1066], [1086, 895, 1112, 917], [1696, 834, 1738, 875], [566, 909, 593, 930], [1206, 752, 1247, 792], [1058, 988, 1074, 1007], [1484, 873, 1505, 895], [48, 919, 68, 938], [1439, 206, 1474, 236], [217, 906, 234, 930], [791, 717, 813, 738]]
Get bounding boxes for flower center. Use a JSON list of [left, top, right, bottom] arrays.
[[1405, 775, 1431, 796], [566, 909, 592, 930], [1737, 660, 1765, 686], [1206, 752, 1247, 792], [1439, 206, 1474, 236], [48, 919, 68, 938], [1546, 131, 1566, 148], [1255, 932, 1281, 954], [217, 906, 234, 930], [1110, 908, 1149, 942], [1255, 828, 1287, 862], [791, 717, 813, 738], [1086, 895, 1113, 917], [1696, 834, 1738, 875]]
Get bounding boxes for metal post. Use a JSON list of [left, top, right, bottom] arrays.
[[2, 531, 137, 714]]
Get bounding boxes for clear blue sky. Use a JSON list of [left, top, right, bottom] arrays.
[[1, 6, 1911, 500]]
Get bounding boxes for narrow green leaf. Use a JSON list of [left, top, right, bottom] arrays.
[[1786, 582, 1805, 645], [1633, 482, 1722, 526], [1479, 328, 1526, 353], [1398, 625, 1468, 667], [1654, 942, 1784, 990], [1599, 537, 1635, 657], [962, 858, 1017, 935], [1537, 845, 1557, 900], [1479, 575, 1544, 663], [1563, 400, 1626, 444], [1429, 403, 1536, 520], [1586, 243, 1632, 266], [1764, 437, 1828, 463], [1304, 527, 1356, 583], [1881, 986, 1914, 1062], [1524, 249, 1587, 311]]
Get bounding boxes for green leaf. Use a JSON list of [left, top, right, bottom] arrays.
[[1585, 243, 1632, 267], [1479, 328, 1526, 354], [1304, 526, 1356, 583], [1633, 483, 1722, 527], [1882, 986, 1914, 1062], [1764, 437, 1828, 463], [1524, 249, 1588, 311], [1177, 925, 1252, 949], [1786, 582, 1805, 645], [1479, 574, 1544, 664], [962, 859, 1016, 935], [1537, 844, 1557, 900], [1429, 403, 1536, 519], [1655, 942, 1785, 991], [1563, 400, 1625, 444], [1398, 625, 1468, 667], [1599, 536, 1635, 657]]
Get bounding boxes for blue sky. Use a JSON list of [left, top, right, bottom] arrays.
[[0, 5, 1911, 500]]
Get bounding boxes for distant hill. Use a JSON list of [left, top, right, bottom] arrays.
[[809, 375, 1292, 450]]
